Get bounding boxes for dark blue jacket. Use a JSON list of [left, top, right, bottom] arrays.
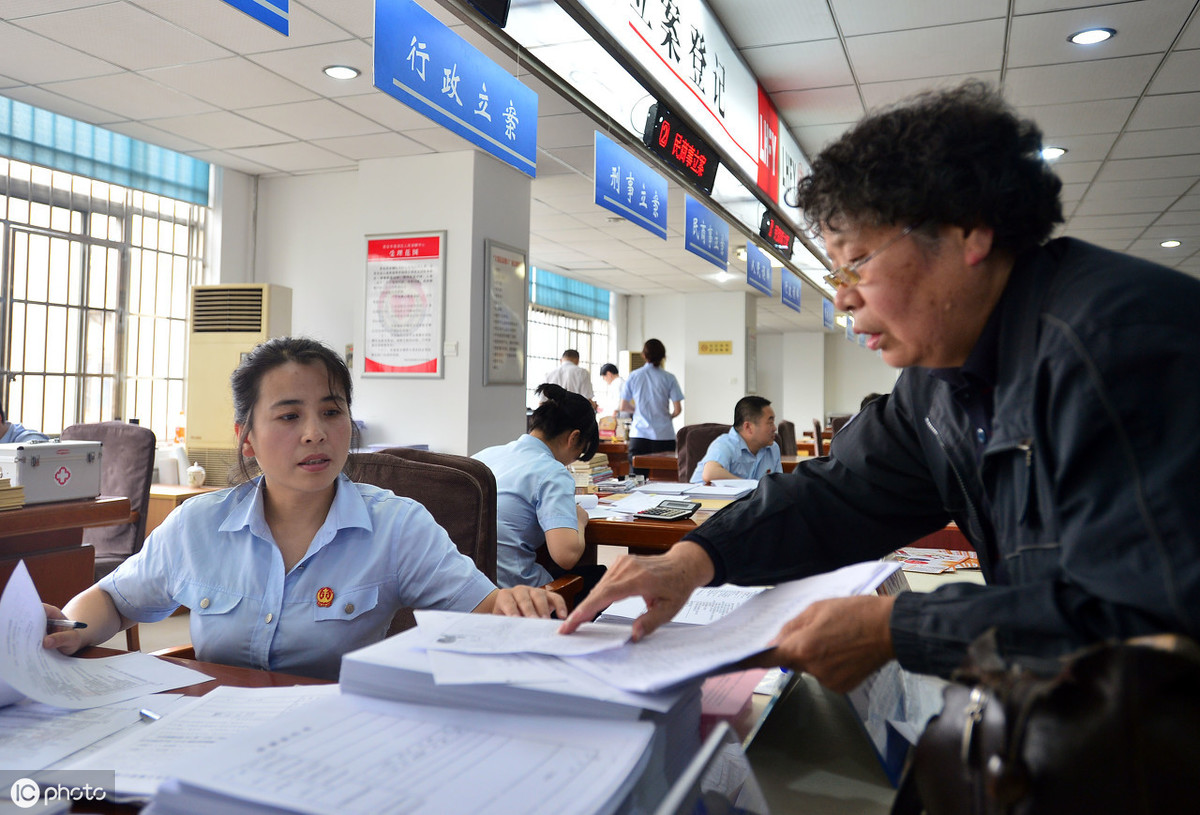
[[686, 239, 1200, 677]]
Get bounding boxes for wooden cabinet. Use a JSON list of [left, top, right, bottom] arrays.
[[145, 484, 220, 537]]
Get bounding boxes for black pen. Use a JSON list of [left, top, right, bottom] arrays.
[[45, 619, 88, 632]]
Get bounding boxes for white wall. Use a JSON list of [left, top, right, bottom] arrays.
[[780, 331, 825, 429], [824, 334, 900, 418], [756, 332, 783, 415], [208, 167, 257, 285], [682, 291, 754, 424], [251, 151, 530, 455], [627, 292, 687, 428]]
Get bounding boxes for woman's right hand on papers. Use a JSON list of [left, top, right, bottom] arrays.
[[42, 603, 88, 655], [558, 541, 715, 641]]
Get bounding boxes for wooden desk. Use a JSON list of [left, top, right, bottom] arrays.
[[0, 496, 132, 607], [586, 513, 703, 555], [145, 483, 221, 537], [596, 440, 629, 478], [632, 452, 803, 482]]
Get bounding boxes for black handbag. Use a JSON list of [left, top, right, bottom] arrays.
[[892, 633, 1200, 815]]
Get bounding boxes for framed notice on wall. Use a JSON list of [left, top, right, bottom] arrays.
[[484, 239, 527, 385], [364, 232, 446, 377]]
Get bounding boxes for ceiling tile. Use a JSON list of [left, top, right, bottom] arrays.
[[338, 91, 440, 132], [185, 148, 280, 176], [130, 0, 356, 54], [104, 119, 207, 153], [790, 122, 852, 157], [742, 39, 853, 93], [1154, 209, 1200, 226], [1127, 92, 1200, 131], [0, 84, 124, 125], [1147, 48, 1200, 95], [1085, 177, 1197, 200], [846, 20, 1005, 84], [706, 0, 837, 48], [227, 141, 355, 173], [1039, 132, 1118, 162], [0, 1, 114, 14], [141, 57, 317, 109], [1016, 98, 1136, 137], [403, 125, 478, 153], [43, 72, 216, 119], [240, 99, 385, 141], [1005, 55, 1160, 105], [17, 2, 232, 71], [247, 40, 375, 99], [1097, 154, 1200, 181], [1073, 194, 1180, 216], [1110, 125, 1200, 160], [311, 132, 433, 160], [1066, 212, 1158, 229], [833, 0, 1007, 37], [145, 110, 291, 149], [296, 0, 374, 39], [860, 72, 1001, 110], [1007, 1, 1191, 67], [0, 20, 121, 84], [772, 85, 863, 128], [537, 112, 598, 149]]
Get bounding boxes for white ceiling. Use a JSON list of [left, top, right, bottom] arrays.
[[2, 0, 1197, 334]]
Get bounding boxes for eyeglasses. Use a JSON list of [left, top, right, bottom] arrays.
[[823, 223, 921, 290]]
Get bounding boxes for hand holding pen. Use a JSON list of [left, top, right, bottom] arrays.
[[46, 618, 88, 633]]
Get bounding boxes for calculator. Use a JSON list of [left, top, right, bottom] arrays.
[[635, 499, 701, 521]]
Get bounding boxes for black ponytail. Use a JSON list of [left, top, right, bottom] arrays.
[[532, 383, 599, 461]]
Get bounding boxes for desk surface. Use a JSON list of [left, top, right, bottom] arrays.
[[632, 451, 804, 481], [0, 496, 132, 543]]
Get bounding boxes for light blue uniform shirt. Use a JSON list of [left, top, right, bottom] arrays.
[[621, 364, 684, 441], [0, 422, 48, 443], [473, 434, 579, 588], [690, 427, 782, 482], [99, 474, 495, 680]]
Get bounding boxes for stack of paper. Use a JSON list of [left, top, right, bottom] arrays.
[[630, 479, 759, 500], [0, 476, 24, 510]]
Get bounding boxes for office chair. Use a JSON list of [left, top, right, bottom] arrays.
[[812, 419, 825, 456], [61, 421, 156, 651], [775, 419, 796, 458], [675, 423, 731, 481]]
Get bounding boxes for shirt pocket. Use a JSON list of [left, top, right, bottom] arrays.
[[175, 583, 242, 617], [312, 585, 380, 622]]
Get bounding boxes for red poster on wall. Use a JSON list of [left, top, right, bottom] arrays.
[[363, 233, 445, 377]]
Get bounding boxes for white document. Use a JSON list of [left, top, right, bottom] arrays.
[[602, 585, 769, 626], [414, 609, 630, 656], [631, 481, 693, 494], [599, 492, 664, 514], [683, 479, 758, 499], [62, 684, 341, 798], [564, 561, 900, 693], [149, 693, 654, 815], [424, 649, 572, 685], [0, 562, 211, 709], [575, 493, 599, 510], [0, 698, 142, 770]]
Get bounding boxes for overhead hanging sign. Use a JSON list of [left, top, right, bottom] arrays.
[[759, 210, 795, 258], [745, 242, 771, 296], [642, 102, 720, 195], [374, 0, 538, 177], [594, 131, 668, 239], [781, 268, 802, 313], [563, 0, 808, 217], [684, 194, 728, 270], [221, 0, 288, 35], [822, 298, 835, 331]]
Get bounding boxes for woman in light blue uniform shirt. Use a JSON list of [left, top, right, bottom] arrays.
[[473, 384, 605, 597], [620, 338, 684, 476], [43, 337, 564, 679]]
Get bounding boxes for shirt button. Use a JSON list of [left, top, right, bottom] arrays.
[[976, 428, 987, 444], [344, 603, 355, 615], [265, 613, 274, 624], [199, 597, 210, 609]]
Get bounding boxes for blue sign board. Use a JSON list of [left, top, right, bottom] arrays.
[[684, 194, 729, 271], [822, 297, 835, 330], [374, 0, 538, 177], [594, 131, 668, 239], [846, 315, 856, 341], [781, 269, 802, 313], [222, 0, 288, 36], [745, 242, 772, 295]]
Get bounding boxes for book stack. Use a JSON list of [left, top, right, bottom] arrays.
[[0, 477, 24, 511], [569, 452, 612, 490]]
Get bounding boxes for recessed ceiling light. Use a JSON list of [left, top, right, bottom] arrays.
[[1161, 240, 1182, 248], [713, 271, 734, 283], [1068, 28, 1115, 45], [1041, 146, 1067, 161], [323, 65, 360, 80]]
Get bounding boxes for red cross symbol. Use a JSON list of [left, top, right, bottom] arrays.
[[55, 466, 72, 485]]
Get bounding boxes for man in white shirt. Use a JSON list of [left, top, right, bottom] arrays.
[[544, 350, 596, 409], [596, 363, 625, 417]]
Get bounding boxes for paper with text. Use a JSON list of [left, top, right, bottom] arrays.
[[414, 609, 630, 656], [602, 585, 769, 626], [564, 561, 900, 692], [0, 562, 211, 709], [153, 693, 653, 815]]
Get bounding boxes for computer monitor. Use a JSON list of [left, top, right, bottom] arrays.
[[653, 722, 770, 815]]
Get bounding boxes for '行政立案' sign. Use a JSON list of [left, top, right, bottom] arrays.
[[374, 0, 537, 177]]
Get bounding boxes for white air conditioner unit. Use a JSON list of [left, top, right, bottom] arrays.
[[619, 350, 645, 374], [185, 284, 292, 486]]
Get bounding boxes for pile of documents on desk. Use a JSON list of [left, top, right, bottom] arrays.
[[1, 557, 899, 815]]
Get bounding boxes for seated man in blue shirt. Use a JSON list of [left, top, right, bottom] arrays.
[[690, 396, 782, 482], [0, 406, 49, 444]]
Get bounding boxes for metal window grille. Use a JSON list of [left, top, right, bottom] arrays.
[[525, 305, 611, 409]]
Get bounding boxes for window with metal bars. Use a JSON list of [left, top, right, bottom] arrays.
[[525, 305, 611, 409], [1, 157, 206, 443]]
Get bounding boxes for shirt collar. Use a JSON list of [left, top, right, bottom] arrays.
[[516, 433, 556, 459], [927, 287, 1004, 392], [219, 473, 372, 541]]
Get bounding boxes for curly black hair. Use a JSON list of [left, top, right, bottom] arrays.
[[795, 80, 1063, 256]]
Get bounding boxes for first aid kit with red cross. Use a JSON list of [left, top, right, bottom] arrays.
[[0, 439, 103, 504]]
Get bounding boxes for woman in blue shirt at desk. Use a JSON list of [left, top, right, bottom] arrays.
[[43, 337, 564, 679], [621, 338, 684, 476], [473, 384, 604, 594]]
